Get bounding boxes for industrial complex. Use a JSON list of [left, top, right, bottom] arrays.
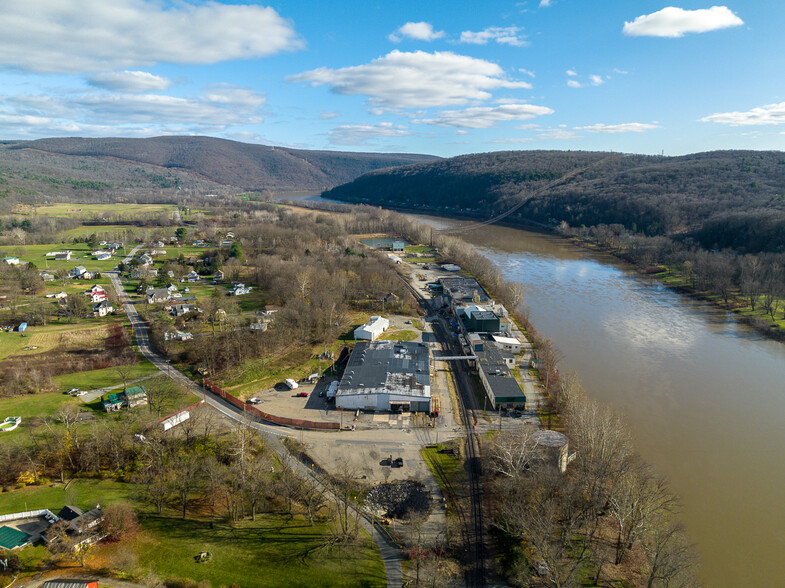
[[335, 340, 432, 413]]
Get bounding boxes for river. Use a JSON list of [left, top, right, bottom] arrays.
[[279, 191, 784, 585], [410, 215, 785, 587]]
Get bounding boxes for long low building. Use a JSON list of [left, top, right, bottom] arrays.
[[476, 346, 526, 410], [336, 340, 431, 412], [354, 315, 390, 341]]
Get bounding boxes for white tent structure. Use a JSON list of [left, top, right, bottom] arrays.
[[354, 316, 390, 341]]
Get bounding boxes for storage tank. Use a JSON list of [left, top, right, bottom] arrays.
[[532, 429, 570, 473]]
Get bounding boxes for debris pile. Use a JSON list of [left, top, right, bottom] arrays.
[[366, 480, 431, 519]]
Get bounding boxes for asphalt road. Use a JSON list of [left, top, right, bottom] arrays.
[[107, 267, 405, 586]]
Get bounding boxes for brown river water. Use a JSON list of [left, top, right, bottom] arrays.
[[411, 215, 785, 587], [279, 194, 785, 586]]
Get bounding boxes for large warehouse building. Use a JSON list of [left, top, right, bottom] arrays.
[[336, 340, 431, 412]]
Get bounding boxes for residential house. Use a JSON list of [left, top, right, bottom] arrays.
[[150, 249, 166, 256], [54, 291, 68, 300], [3, 257, 20, 265], [130, 266, 154, 279], [171, 303, 198, 317], [230, 283, 251, 296], [69, 266, 90, 279], [93, 300, 114, 317], [86, 285, 105, 296], [221, 240, 233, 247], [214, 269, 224, 281], [40, 272, 55, 282], [183, 270, 199, 283], [153, 240, 165, 248], [107, 242, 123, 251], [95, 252, 112, 261], [250, 321, 268, 332], [192, 239, 205, 247], [146, 288, 172, 304], [165, 283, 178, 292], [137, 254, 154, 266], [165, 329, 193, 341], [123, 386, 148, 408]]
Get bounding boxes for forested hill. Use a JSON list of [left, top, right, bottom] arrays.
[[324, 149, 785, 253], [0, 136, 438, 195]]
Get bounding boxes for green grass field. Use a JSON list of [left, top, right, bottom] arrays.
[[0, 478, 139, 514], [20, 202, 177, 218], [133, 514, 385, 588], [378, 329, 418, 342], [52, 360, 160, 392], [10, 242, 122, 273], [0, 319, 118, 362]]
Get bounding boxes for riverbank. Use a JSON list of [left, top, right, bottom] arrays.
[[336, 199, 785, 347]]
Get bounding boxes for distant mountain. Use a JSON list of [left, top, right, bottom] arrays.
[[324, 149, 785, 253], [0, 136, 438, 197]]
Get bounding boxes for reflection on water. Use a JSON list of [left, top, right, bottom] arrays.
[[413, 215, 785, 587]]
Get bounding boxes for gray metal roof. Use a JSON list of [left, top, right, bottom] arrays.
[[476, 346, 525, 400], [439, 277, 493, 304], [338, 340, 430, 398]]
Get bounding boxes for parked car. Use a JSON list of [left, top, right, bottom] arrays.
[[75, 391, 88, 397], [285, 378, 299, 390], [393, 457, 404, 468], [297, 391, 308, 398], [319, 390, 325, 397], [67, 388, 79, 395], [248, 397, 263, 404]]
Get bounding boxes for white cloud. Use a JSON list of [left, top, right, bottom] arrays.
[[623, 6, 743, 38], [416, 103, 553, 129], [539, 0, 552, 7], [0, 0, 303, 74], [289, 50, 531, 109], [389, 22, 445, 42], [577, 122, 659, 133], [88, 70, 172, 92], [613, 68, 629, 75], [700, 102, 785, 126], [460, 27, 528, 47], [328, 122, 411, 145], [318, 110, 340, 120], [538, 129, 580, 140], [0, 85, 266, 138], [567, 73, 605, 88], [493, 137, 536, 143], [519, 68, 535, 78]]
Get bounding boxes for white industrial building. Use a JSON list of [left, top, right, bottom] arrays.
[[336, 340, 431, 413], [354, 315, 390, 341]]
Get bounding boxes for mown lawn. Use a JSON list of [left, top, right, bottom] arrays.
[[0, 390, 78, 424], [132, 515, 386, 588], [52, 360, 160, 392], [12, 243, 121, 273], [378, 329, 418, 342], [0, 478, 140, 514]]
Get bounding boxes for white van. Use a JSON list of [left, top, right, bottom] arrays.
[[285, 378, 299, 390]]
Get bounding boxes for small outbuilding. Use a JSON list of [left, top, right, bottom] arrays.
[[354, 316, 390, 341]]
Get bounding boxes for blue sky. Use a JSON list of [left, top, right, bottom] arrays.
[[0, 0, 782, 156]]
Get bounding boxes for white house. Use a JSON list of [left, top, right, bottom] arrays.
[[183, 271, 199, 283], [93, 300, 114, 317], [95, 252, 112, 261], [69, 266, 90, 279], [165, 329, 193, 341], [230, 283, 251, 296], [3, 257, 20, 265], [354, 315, 390, 341]]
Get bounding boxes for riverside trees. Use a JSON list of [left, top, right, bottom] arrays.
[[490, 382, 698, 587]]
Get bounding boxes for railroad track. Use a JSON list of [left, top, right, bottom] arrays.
[[399, 270, 488, 586]]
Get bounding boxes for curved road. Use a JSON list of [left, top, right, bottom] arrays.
[[107, 267, 405, 586]]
